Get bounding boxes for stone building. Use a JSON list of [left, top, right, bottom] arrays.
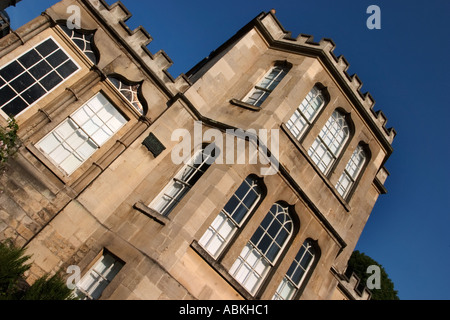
[[0, 0, 395, 300]]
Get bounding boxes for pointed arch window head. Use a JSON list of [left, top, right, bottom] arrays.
[[273, 239, 317, 300], [229, 202, 293, 295], [308, 110, 350, 175], [59, 24, 98, 64], [108, 76, 146, 115], [199, 175, 264, 258], [286, 86, 326, 140], [335, 144, 367, 198]]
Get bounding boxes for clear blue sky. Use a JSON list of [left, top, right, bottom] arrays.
[[6, 0, 450, 300]]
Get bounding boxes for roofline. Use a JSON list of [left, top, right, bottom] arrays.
[[186, 10, 395, 157]]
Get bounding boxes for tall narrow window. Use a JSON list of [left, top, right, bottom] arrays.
[[244, 63, 290, 107], [308, 110, 350, 175], [229, 203, 293, 295], [108, 76, 145, 115], [60, 24, 98, 64], [286, 86, 325, 140], [74, 251, 124, 300], [199, 176, 263, 258], [0, 37, 79, 117], [335, 144, 367, 198], [149, 146, 217, 217], [36, 93, 127, 175], [272, 239, 316, 300]]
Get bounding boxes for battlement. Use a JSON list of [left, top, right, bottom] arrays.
[[259, 12, 396, 145], [80, 0, 190, 94], [336, 268, 372, 300]]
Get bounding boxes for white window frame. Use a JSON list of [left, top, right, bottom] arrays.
[[335, 145, 367, 198], [229, 203, 293, 295], [307, 110, 350, 175], [243, 65, 288, 107], [108, 76, 145, 115], [286, 86, 325, 140], [35, 92, 127, 175], [0, 36, 80, 119], [149, 146, 216, 217], [73, 251, 124, 300], [199, 176, 262, 258], [272, 240, 316, 300]]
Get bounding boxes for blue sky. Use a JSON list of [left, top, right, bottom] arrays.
[[6, 0, 450, 300]]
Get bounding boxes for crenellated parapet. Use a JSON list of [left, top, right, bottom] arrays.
[[79, 0, 190, 94], [258, 11, 396, 146]]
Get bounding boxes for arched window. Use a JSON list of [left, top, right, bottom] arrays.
[[199, 175, 264, 258], [244, 62, 291, 107], [149, 146, 218, 217], [108, 76, 146, 115], [308, 110, 350, 175], [272, 239, 317, 300], [229, 202, 293, 295], [286, 86, 326, 140], [335, 144, 367, 198], [60, 24, 98, 64]]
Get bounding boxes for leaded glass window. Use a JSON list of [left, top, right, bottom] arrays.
[[60, 24, 98, 64], [229, 203, 293, 295], [199, 176, 263, 258], [308, 110, 350, 175], [286, 86, 325, 140], [108, 76, 145, 115], [335, 145, 367, 198], [272, 239, 316, 300]]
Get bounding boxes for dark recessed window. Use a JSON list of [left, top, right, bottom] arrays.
[[0, 37, 79, 117]]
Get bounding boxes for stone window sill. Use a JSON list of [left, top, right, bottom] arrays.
[[229, 99, 261, 112], [133, 201, 170, 225], [190, 240, 254, 300]]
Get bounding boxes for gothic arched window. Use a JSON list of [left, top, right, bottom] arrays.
[[272, 239, 317, 300], [108, 76, 146, 115], [229, 202, 293, 295], [286, 85, 326, 140], [60, 24, 98, 64], [308, 110, 350, 175], [335, 144, 367, 198], [199, 175, 264, 258]]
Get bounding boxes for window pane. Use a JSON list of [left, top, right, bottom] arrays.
[[29, 60, 53, 80], [0, 61, 24, 82], [10, 72, 34, 93], [75, 252, 124, 300], [0, 38, 79, 116], [18, 49, 41, 68], [22, 84, 46, 105], [36, 93, 125, 175]]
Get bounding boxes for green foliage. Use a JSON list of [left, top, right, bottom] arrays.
[[0, 117, 21, 165], [21, 274, 76, 300], [0, 240, 31, 300], [0, 240, 76, 300], [347, 250, 399, 300]]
